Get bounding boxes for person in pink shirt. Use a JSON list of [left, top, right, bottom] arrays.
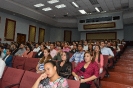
[[50, 43, 57, 58], [63, 42, 70, 52], [22, 45, 33, 58], [93, 45, 104, 74]]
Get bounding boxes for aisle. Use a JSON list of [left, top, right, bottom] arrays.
[[101, 47, 133, 88]]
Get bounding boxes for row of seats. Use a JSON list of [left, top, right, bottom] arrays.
[[0, 67, 80, 88], [101, 47, 133, 88]]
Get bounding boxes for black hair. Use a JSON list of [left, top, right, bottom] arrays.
[[61, 51, 70, 64], [93, 45, 102, 63], [78, 44, 83, 48], [27, 45, 33, 55], [50, 42, 55, 46]]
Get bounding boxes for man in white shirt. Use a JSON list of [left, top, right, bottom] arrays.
[[100, 41, 114, 59], [83, 40, 88, 51], [33, 43, 40, 52]]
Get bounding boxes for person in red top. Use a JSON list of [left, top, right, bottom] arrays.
[[72, 52, 99, 88]]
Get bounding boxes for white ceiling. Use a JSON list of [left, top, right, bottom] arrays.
[[0, 0, 133, 28]]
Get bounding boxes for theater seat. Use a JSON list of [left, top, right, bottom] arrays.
[[12, 56, 27, 69], [67, 79, 80, 88], [32, 52, 37, 58], [19, 71, 40, 88], [0, 67, 24, 88], [100, 55, 109, 79], [24, 58, 39, 72]]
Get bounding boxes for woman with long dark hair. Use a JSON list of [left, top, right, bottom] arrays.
[[32, 61, 69, 88], [57, 51, 72, 78], [93, 45, 104, 74]]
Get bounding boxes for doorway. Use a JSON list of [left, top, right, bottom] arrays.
[[64, 30, 72, 42], [17, 33, 26, 44]]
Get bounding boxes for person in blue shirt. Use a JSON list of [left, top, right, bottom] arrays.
[[69, 44, 85, 64]]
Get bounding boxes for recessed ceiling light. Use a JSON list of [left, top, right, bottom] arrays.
[[55, 4, 66, 9], [42, 7, 52, 11], [34, 3, 44, 7], [47, 0, 59, 4], [72, 2, 79, 8], [79, 10, 87, 14], [95, 7, 100, 12]]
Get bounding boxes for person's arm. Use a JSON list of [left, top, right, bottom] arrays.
[[36, 64, 39, 72], [100, 54, 104, 68], [69, 53, 75, 62], [72, 63, 81, 81], [108, 48, 114, 59], [32, 73, 47, 88]]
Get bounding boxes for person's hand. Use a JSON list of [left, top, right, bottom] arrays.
[[74, 75, 80, 81], [80, 79, 85, 83], [38, 73, 47, 81], [36, 70, 44, 74]]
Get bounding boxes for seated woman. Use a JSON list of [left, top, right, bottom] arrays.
[[32, 61, 69, 88], [57, 51, 72, 78], [72, 52, 99, 88], [22, 45, 33, 58], [2, 49, 13, 67], [93, 45, 104, 74], [36, 48, 52, 74], [34, 44, 46, 58], [62, 42, 70, 52]]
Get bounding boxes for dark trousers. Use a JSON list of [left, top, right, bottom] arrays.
[[80, 83, 90, 88]]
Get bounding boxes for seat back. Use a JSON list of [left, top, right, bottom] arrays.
[[12, 56, 26, 69], [103, 55, 108, 67], [67, 79, 80, 88], [24, 58, 39, 72], [1, 67, 24, 88], [19, 71, 40, 88], [32, 52, 37, 58]]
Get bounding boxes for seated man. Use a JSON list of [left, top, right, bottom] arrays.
[[100, 41, 114, 59], [15, 43, 26, 56], [50, 43, 57, 58], [69, 44, 85, 64]]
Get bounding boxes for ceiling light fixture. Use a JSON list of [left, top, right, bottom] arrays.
[[95, 7, 100, 12], [79, 10, 87, 14], [34, 3, 44, 7], [47, 0, 59, 4], [55, 4, 66, 9], [72, 2, 79, 8], [42, 7, 52, 11]]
